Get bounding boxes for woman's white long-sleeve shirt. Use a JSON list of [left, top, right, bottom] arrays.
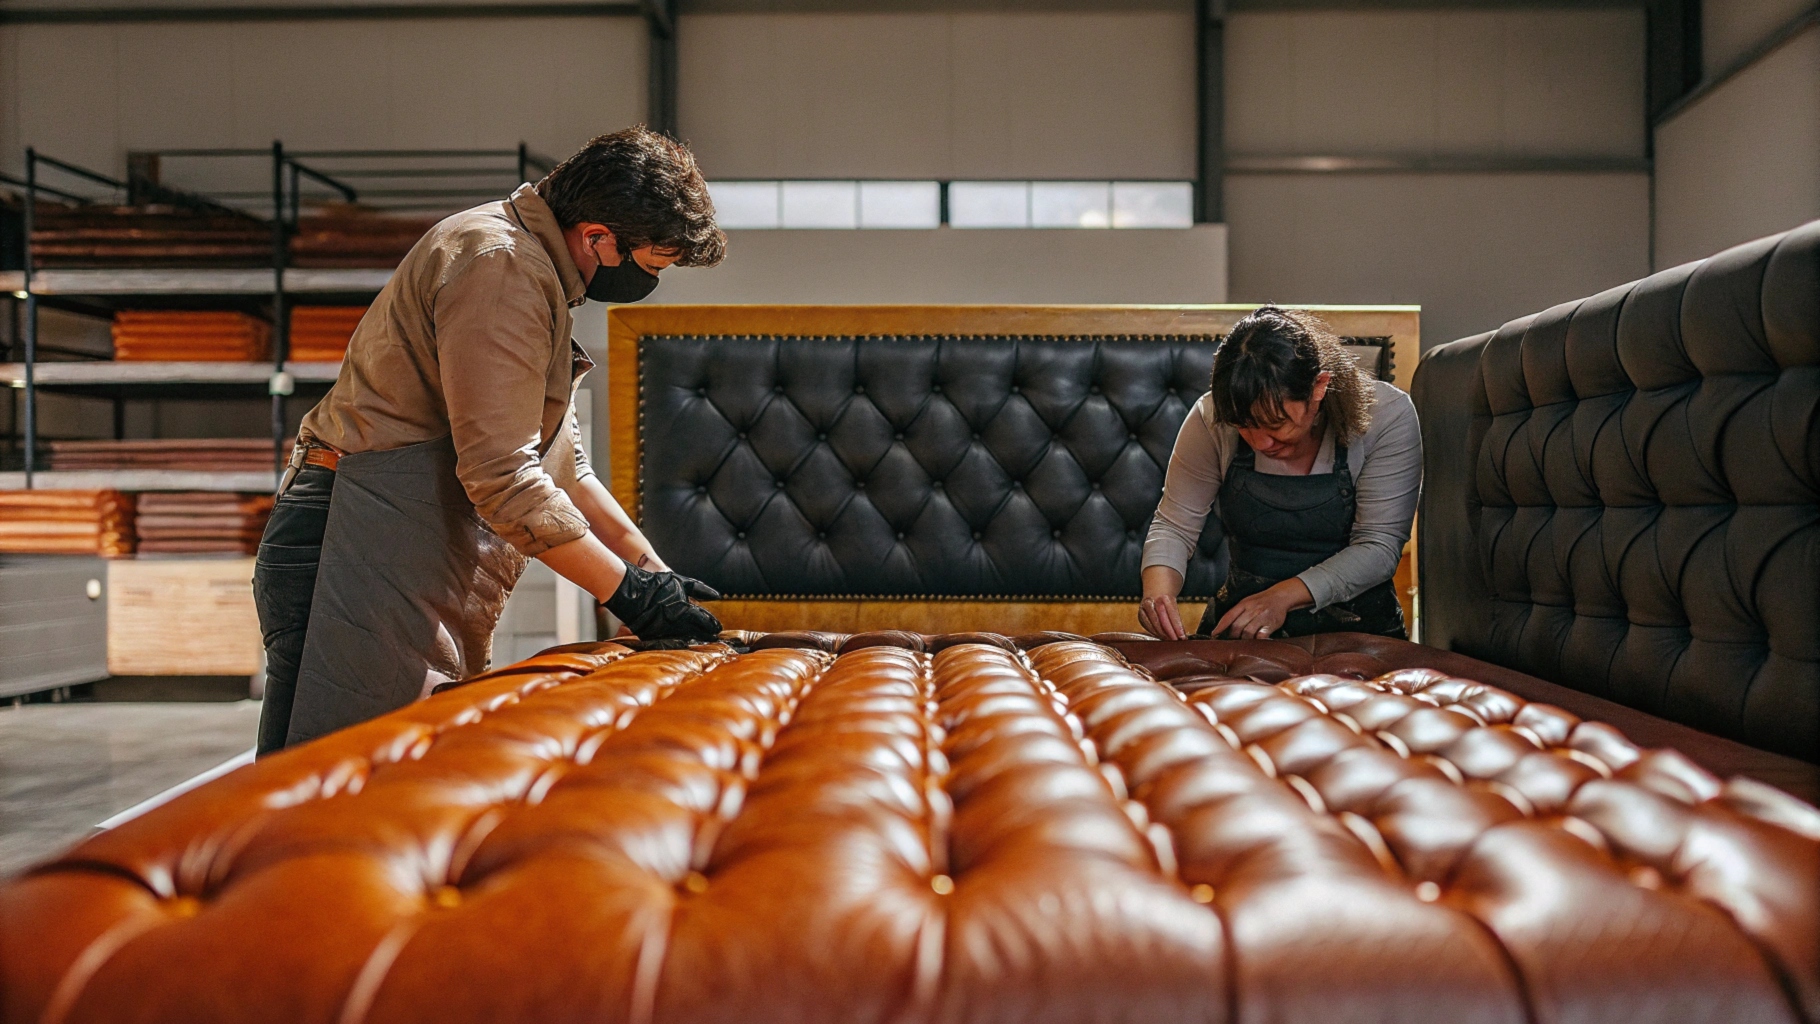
[[1141, 378, 1422, 609]]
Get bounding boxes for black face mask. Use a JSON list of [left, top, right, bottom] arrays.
[[585, 244, 660, 304]]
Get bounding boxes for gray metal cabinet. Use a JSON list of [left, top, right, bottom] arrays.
[[0, 555, 109, 698]]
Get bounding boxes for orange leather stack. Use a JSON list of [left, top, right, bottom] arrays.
[[289, 207, 437, 268], [45, 438, 289, 473], [0, 489, 134, 556], [133, 491, 273, 554], [30, 205, 269, 268], [111, 311, 269, 361], [3, 632, 1815, 1024], [288, 306, 367, 362]]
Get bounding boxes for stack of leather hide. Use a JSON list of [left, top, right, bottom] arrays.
[[30, 204, 268, 267], [288, 205, 435, 268], [133, 491, 273, 554], [287, 306, 366, 361], [45, 438, 290, 473], [112, 311, 270, 361], [0, 489, 134, 556]]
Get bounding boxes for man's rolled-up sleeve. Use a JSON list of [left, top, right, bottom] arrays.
[[435, 249, 590, 557]]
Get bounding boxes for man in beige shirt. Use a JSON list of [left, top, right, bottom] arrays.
[[254, 127, 725, 754]]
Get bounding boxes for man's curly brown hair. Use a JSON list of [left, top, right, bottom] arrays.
[[1208, 305, 1375, 444], [536, 126, 725, 268]]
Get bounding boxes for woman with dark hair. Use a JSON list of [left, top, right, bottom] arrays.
[[1138, 306, 1421, 640]]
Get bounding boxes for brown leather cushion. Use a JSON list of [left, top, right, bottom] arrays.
[[3, 635, 1816, 1024]]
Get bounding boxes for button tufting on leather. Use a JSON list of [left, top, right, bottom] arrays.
[[1419, 219, 1820, 759], [639, 334, 1228, 598], [15, 636, 1811, 1024]]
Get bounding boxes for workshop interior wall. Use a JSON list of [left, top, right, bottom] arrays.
[[0, 16, 647, 181], [646, 225, 1228, 305], [1222, 7, 1650, 351], [1225, 172, 1649, 355], [1702, 0, 1814, 72], [1652, 22, 1820, 270], [677, 9, 1196, 181]]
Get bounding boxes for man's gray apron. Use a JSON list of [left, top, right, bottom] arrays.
[[284, 343, 592, 747], [1195, 438, 1405, 639], [282, 435, 527, 746]]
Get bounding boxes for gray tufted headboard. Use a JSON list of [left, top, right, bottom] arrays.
[[1415, 220, 1819, 761]]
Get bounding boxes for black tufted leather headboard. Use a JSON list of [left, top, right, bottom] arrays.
[[1415, 220, 1820, 761], [638, 334, 1229, 598]]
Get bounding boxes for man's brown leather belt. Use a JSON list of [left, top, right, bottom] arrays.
[[303, 446, 341, 471]]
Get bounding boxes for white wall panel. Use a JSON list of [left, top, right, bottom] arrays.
[[644, 226, 1227, 305], [681, 13, 952, 179], [947, 12, 1195, 179], [1226, 172, 1650, 350], [1227, 9, 1645, 159], [678, 10, 1194, 180], [1654, 25, 1820, 268], [8, 24, 120, 173], [1704, 0, 1813, 73], [0, 17, 644, 179]]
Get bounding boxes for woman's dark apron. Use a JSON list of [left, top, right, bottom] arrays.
[[282, 343, 592, 747], [1195, 440, 1406, 639]]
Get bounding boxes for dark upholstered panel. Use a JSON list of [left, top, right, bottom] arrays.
[[639, 334, 1227, 598], [1418, 220, 1820, 761]]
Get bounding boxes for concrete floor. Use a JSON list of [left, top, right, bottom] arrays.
[[0, 701, 262, 879]]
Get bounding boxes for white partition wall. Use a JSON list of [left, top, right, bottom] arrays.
[[1653, 17, 1820, 268], [1222, 7, 1651, 350]]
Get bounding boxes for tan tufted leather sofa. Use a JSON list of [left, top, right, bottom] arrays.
[[4, 632, 1817, 1024]]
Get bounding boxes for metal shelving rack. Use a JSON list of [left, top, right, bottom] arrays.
[[2, 143, 555, 492]]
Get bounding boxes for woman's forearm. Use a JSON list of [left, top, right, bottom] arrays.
[[1142, 564, 1184, 600]]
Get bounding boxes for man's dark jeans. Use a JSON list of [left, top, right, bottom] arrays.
[[252, 466, 335, 756]]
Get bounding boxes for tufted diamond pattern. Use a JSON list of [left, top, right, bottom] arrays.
[[4, 634, 1815, 1023], [638, 334, 1230, 598], [1418, 220, 1820, 761]]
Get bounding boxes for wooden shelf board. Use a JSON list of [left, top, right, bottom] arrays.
[[0, 268, 392, 295], [0, 361, 341, 387], [0, 471, 278, 492]]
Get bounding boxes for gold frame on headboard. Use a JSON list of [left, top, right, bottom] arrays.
[[605, 304, 1420, 634]]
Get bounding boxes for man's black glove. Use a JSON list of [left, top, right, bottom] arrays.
[[604, 564, 722, 642], [673, 573, 721, 602]]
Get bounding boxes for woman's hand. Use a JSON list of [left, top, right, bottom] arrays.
[[1139, 594, 1188, 640], [1139, 565, 1189, 640], [1212, 578, 1314, 639]]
